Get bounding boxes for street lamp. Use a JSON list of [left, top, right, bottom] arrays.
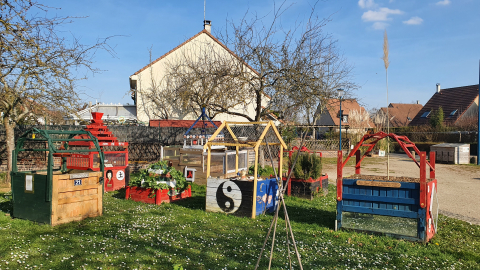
[[337, 88, 345, 152]]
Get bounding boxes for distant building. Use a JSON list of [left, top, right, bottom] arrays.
[[410, 84, 479, 126], [64, 103, 137, 125], [379, 103, 423, 127], [316, 98, 372, 133]]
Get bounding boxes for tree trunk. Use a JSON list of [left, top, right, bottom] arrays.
[[4, 120, 16, 187]]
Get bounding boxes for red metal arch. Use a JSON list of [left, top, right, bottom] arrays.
[[340, 131, 434, 171], [336, 131, 436, 209]]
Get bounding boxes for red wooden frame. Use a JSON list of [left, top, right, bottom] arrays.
[[336, 131, 436, 209]]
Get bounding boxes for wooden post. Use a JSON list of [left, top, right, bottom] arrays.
[[419, 152, 426, 208], [278, 147, 283, 191], [429, 151, 436, 179], [252, 145, 259, 219], [336, 150, 343, 201], [235, 145, 239, 174], [355, 150, 361, 174], [206, 145, 212, 178]]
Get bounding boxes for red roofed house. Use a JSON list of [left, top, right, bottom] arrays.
[[316, 99, 372, 133], [410, 84, 479, 126], [379, 103, 423, 127], [129, 21, 271, 125]]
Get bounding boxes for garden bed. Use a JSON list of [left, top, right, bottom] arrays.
[[125, 185, 192, 205], [282, 174, 328, 199]]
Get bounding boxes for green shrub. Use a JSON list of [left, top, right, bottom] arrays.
[[129, 160, 188, 192], [290, 152, 322, 180], [248, 165, 275, 177]]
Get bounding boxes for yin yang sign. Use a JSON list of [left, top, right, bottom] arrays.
[[216, 181, 242, 213]]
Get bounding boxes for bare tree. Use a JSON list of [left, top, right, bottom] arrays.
[[146, 1, 357, 124], [162, 41, 254, 120], [0, 0, 115, 181], [217, 1, 357, 124]]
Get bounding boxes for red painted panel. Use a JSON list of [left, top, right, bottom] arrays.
[[126, 186, 192, 205]]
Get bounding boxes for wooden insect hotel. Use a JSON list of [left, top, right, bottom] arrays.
[[11, 128, 105, 226], [336, 132, 438, 243], [204, 121, 287, 218], [67, 112, 129, 192]]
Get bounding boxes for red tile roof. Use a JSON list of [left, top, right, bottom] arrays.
[[149, 119, 221, 128], [380, 103, 423, 127], [410, 84, 479, 126], [132, 30, 258, 76], [326, 99, 372, 127]]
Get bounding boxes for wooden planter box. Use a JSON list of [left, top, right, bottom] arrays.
[[337, 175, 437, 243], [11, 171, 103, 226], [282, 174, 328, 199], [125, 185, 192, 205], [206, 177, 278, 218]]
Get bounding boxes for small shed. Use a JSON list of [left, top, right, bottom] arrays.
[[430, 143, 470, 164]]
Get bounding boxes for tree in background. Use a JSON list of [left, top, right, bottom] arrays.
[[219, 1, 357, 124], [155, 1, 357, 124], [430, 106, 444, 129], [0, 0, 114, 182]]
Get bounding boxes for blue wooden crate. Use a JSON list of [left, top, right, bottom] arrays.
[[337, 178, 427, 242]]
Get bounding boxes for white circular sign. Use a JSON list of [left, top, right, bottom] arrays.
[[116, 170, 125, 181]]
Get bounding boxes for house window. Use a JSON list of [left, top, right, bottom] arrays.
[[420, 111, 431, 118], [449, 109, 457, 117], [342, 115, 348, 123]]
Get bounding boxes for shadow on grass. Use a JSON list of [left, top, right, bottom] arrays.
[[277, 203, 336, 229], [111, 187, 126, 199], [0, 193, 12, 215], [172, 194, 205, 210]]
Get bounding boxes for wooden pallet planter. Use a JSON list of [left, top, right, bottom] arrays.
[[336, 132, 438, 243], [282, 174, 329, 200], [125, 185, 192, 205]]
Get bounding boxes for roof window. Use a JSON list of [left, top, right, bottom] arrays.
[[420, 111, 431, 118], [449, 109, 457, 117]]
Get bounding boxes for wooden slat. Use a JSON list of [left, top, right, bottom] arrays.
[[58, 194, 98, 205], [57, 183, 99, 193], [356, 180, 402, 188]]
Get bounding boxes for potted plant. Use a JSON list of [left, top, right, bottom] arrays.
[[125, 160, 191, 205]]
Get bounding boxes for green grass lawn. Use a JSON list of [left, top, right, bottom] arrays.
[[0, 184, 479, 269]]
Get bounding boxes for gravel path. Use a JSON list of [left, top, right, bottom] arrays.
[[323, 153, 480, 225]]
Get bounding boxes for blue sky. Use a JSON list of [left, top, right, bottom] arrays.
[[44, 0, 480, 111]]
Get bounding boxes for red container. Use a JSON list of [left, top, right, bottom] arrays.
[[125, 186, 192, 205], [282, 174, 329, 199]]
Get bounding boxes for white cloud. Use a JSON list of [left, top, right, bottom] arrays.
[[361, 7, 403, 22], [436, 0, 451, 5], [373, 22, 389, 30], [358, 0, 377, 9], [403, 16, 423, 25]]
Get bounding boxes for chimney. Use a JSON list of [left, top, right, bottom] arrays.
[[417, 100, 420, 104], [204, 20, 211, 33], [436, 83, 441, 93]]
